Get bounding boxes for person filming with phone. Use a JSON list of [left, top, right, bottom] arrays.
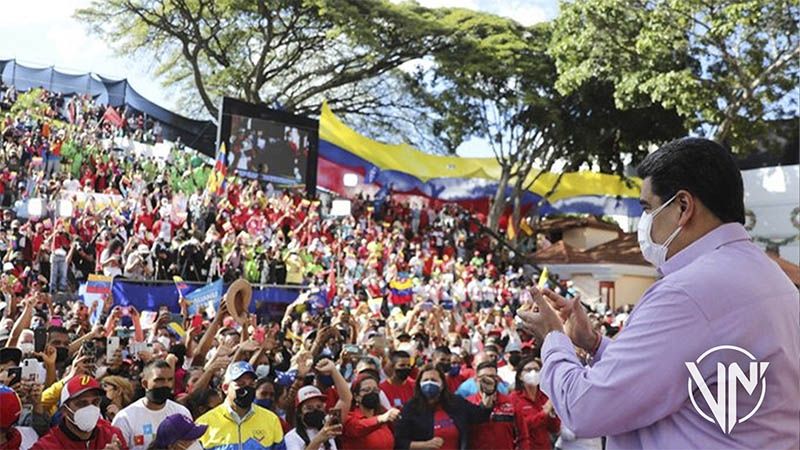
[[284, 357, 352, 450]]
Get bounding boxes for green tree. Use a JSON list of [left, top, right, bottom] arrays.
[[75, 0, 456, 150], [550, 0, 799, 152], [410, 11, 684, 235]]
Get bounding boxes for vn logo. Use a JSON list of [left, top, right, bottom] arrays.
[[685, 345, 769, 434]]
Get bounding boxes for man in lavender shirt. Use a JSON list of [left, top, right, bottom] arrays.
[[519, 138, 800, 449]]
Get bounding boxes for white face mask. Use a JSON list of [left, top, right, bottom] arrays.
[[157, 336, 172, 350], [18, 343, 34, 355], [637, 193, 682, 268], [256, 364, 271, 379], [67, 404, 101, 432], [522, 370, 540, 387]]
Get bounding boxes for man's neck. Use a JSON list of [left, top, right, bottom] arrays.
[[60, 419, 92, 441], [524, 385, 539, 398], [390, 377, 406, 385], [144, 398, 167, 411], [228, 400, 250, 420]]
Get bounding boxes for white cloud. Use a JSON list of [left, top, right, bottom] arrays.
[[484, 0, 553, 25], [417, 0, 480, 8]]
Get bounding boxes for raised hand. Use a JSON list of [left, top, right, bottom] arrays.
[[516, 287, 564, 343], [541, 288, 598, 352]]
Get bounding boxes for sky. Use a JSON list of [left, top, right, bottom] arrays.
[[0, 0, 559, 157]]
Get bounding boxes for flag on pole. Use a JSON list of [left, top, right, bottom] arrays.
[[173, 275, 189, 295], [102, 106, 125, 128], [507, 218, 517, 241], [520, 218, 534, 236], [206, 143, 228, 196], [537, 266, 549, 288]]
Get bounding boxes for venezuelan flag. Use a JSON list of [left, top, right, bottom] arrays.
[[206, 143, 228, 196], [389, 276, 414, 306], [316, 102, 643, 218], [86, 274, 113, 295]]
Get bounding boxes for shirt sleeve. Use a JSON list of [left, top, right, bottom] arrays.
[[539, 285, 712, 438], [40, 379, 64, 417], [111, 412, 132, 448]]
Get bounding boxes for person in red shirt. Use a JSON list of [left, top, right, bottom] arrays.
[[432, 347, 466, 393], [510, 356, 560, 450], [380, 350, 415, 409], [32, 376, 128, 450], [341, 374, 400, 450], [466, 361, 527, 450]]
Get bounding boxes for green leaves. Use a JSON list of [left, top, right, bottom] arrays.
[[551, 0, 799, 152]]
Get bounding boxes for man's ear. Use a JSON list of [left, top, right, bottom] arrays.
[[677, 190, 695, 227]]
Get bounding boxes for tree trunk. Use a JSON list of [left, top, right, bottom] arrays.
[[509, 183, 523, 246], [487, 167, 511, 232]]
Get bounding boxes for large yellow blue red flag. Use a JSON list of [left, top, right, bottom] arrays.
[[206, 143, 227, 195]]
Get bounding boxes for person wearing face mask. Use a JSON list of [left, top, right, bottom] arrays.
[[341, 374, 399, 450], [31, 375, 127, 450], [454, 352, 510, 399], [380, 350, 415, 409], [111, 361, 192, 450], [510, 356, 559, 450], [431, 347, 465, 394], [145, 414, 206, 450], [497, 341, 521, 387], [394, 364, 493, 450], [465, 362, 526, 450], [518, 138, 800, 449], [196, 361, 285, 450], [254, 378, 290, 433], [284, 358, 352, 450]]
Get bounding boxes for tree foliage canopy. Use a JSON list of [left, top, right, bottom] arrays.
[[550, 0, 799, 152], [75, 0, 459, 150]]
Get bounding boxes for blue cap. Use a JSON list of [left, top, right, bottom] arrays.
[[225, 361, 256, 383]]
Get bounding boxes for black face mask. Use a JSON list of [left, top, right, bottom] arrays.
[[360, 392, 380, 410], [302, 409, 326, 429], [479, 378, 497, 395], [146, 386, 172, 405], [56, 347, 69, 364], [436, 363, 451, 375], [234, 386, 256, 409], [508, 354, 522, 368], [394, 368, 412, 382]]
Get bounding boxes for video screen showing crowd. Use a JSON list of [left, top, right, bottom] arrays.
[[227, 115, 310, 185], [0, 81, 797, 450]]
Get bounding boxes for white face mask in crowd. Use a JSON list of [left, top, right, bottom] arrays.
[[637, 193, 682, 268], [522, 370, 540, 387], [67, 404, 101, 432]]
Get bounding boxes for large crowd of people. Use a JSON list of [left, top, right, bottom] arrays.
[[0, 84, 629, 450]]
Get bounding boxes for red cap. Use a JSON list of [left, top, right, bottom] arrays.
[[60, 376, 103, 406], [0, 385, 21, 428]]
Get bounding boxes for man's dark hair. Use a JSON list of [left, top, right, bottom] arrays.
[[433, 346, 451, 357], [47, 326, 68, 336], [143, 360, 172, 379], [637, 138, 745, 224], [390, 350, 410, 364], [476, 361, 498, 373]]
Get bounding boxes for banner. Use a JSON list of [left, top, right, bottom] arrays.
[[184, 279, 224, 315], [111, 280, 302, 320]]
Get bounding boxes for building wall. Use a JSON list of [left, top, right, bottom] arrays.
[[555, 272, 655, 309], [563, 227, 619, 251], [615, 275, 656, 307]]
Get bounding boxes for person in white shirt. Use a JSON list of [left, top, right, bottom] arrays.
[[112, 360, 192, 450]]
